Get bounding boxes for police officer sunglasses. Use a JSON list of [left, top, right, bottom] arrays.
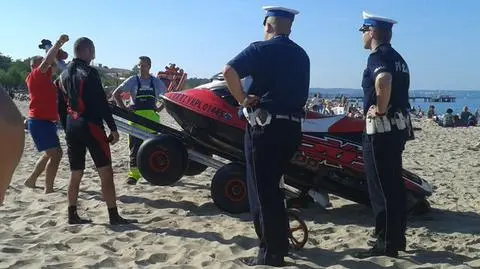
[[359, 25, 372, 32]]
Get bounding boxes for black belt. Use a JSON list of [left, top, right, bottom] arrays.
[[273, 114, 301, 122]]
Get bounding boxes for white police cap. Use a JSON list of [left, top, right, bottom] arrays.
[[361, 11, 397, 31], [262, 6, 299, 22]]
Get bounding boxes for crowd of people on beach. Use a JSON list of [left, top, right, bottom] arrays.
[[306, 94, 364, 118], [305, 94, 480, 128], [411, 105, 479, 127]]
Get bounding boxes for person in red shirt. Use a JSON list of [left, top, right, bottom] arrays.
[[24, 34, 69, 193]]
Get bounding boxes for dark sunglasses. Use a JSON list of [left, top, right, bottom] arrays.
[[359, 25, 372, 33]]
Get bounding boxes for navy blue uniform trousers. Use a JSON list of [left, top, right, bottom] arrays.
[[362, 129, 407, 250], [244, 119, 301, 262]]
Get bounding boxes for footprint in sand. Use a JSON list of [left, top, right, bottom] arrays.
[[145, 216, 164, 224], [100, 242, 117, 253], [135, 253, 168, 266], [201, 260, 213, 267], [90, 257, 117, 268], [126, 232, 140, 238], [39, 220, 57, 228], [115, 236, 132, 243], [64, 225, 83, 234], [51, 243, 71, 251], [26, 210, 48, 218], [9, 258, 42, 269], [2, 247, 22, 254], [147, 253, 168, 263]]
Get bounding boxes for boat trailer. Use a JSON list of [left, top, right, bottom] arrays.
[[109, 104, 310, 250]]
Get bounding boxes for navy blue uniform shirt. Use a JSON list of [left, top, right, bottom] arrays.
[[227, 35, 310, 116], [362, 43, 410, 115]]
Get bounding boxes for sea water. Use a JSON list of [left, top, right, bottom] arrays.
[[310, 89, 480, 114]]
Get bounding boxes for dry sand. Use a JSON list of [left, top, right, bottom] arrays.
[[0, 100, 479, 269]]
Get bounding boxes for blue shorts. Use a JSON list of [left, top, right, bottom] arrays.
[[28, 119, 60, 152]]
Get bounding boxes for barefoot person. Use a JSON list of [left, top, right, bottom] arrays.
[[0, 90, 25, 205], [58, 37, 137, 225], [24, 34, 69, 193]]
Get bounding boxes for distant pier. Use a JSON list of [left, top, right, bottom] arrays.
[[346, 95, 456, 103]]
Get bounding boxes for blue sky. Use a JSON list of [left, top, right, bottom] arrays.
[[1, 0, 479, 90]]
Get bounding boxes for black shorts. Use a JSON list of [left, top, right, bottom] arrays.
[[66, 117, 111, 171]]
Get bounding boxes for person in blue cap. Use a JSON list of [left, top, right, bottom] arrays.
[[355, 11, 414, 258], [222, 5, 310, 267]]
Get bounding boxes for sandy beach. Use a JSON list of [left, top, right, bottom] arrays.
[[0, 100, 479, 269]]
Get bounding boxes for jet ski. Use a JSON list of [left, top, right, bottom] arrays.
[[155, 73, 433, 215]]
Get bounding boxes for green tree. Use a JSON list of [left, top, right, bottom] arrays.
[[0, 53, 13, 70], [125, 65, 138, 77], [184, 77, 210, 89]]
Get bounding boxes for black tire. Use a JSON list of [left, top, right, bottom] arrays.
[[137, 135, 188, 186], [211, 163, 249, 214]]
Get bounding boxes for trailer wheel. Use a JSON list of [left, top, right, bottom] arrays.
[[211, 163, 249, 214], [137, 135, 187, 186], [288, 210, 309, 250]]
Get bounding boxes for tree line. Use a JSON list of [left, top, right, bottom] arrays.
[[0, 53, 31, 93], [0, 52, 212, 95]]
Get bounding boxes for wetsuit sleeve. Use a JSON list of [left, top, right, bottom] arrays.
[[368, 53, 391, 79], [89, 70, 118, 132], [226, 43, 261, 79], [54, 74, 68, 130], [57, 94, 67, 130]]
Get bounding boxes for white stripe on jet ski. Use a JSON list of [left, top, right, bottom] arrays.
[[301, 115, 345, 133]]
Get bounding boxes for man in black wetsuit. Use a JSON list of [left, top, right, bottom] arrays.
[[58, 37, 137, 225]]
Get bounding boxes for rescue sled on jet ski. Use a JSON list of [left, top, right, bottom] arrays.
[[111, 72, 433, 217]]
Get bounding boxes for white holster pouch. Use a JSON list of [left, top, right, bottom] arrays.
[[393, 112, 407, 130], [366, 115, 392, 135], [242, 107, 272, 127]]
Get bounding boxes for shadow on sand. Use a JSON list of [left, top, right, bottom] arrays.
[[297, 202, 480, 235], [103, 221, 476, 269], [108, 194, 479, 268]]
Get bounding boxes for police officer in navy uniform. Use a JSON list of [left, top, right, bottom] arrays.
[[356, 11, 414, 258], [222, 6, 310, 267]]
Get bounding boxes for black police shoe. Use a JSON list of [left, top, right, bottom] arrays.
[[367, 235, 406, 251], [238, 256, 285, 267], [367, 239, 406, 251], [353, 244, 399, 259]]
